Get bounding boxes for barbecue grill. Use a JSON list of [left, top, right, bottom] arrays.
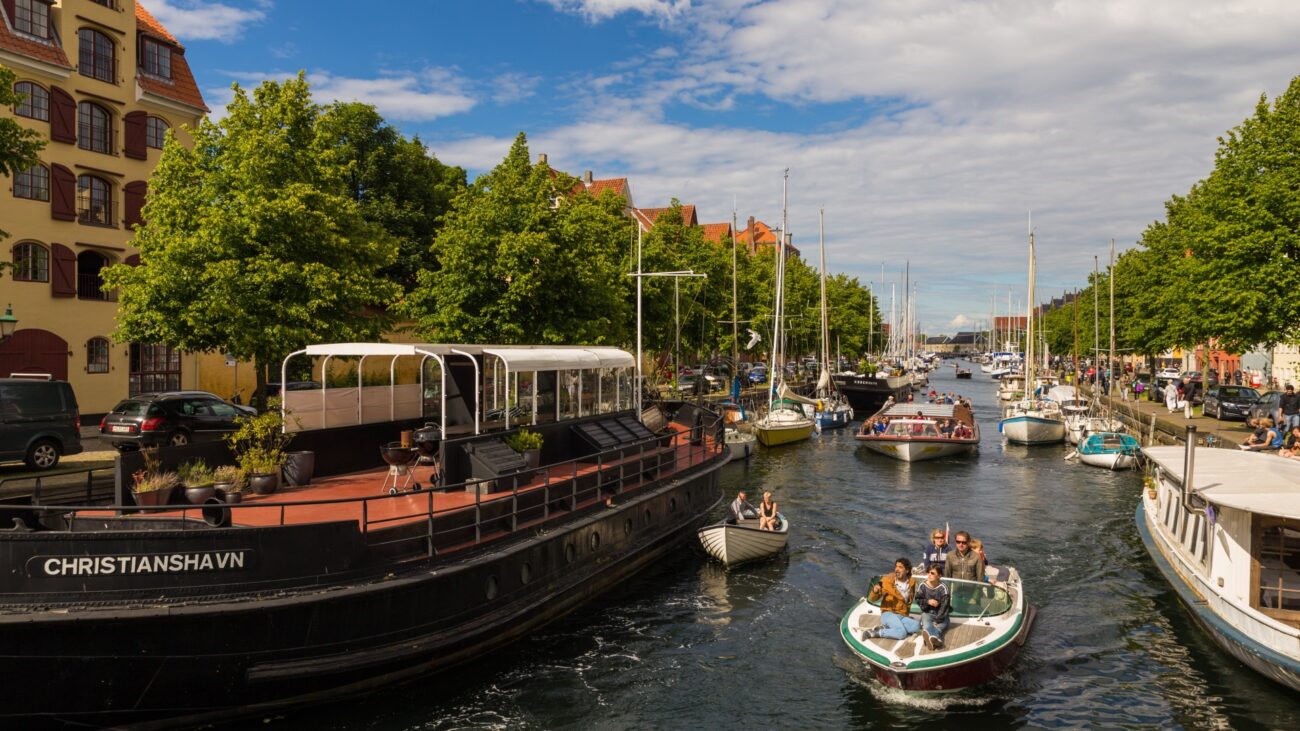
[[379, 441, 420, 494]]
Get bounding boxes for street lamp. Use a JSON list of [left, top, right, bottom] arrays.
[[0, 305, 17, 343]]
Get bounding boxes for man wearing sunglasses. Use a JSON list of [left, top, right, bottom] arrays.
[[944, 530, 986, 583]]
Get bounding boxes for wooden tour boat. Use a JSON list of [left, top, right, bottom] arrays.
[[840, 571, 1035, 691], [856, 403, 980, 463], [697, 513, 789, 566], [1139, 432, 1300, 692], [0, 343, 728, 729]]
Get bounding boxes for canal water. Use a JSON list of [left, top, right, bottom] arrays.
[[279, 368, 1299, 730]]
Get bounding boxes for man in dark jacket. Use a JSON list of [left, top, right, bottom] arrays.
[[1277, 385, 1300, 432], [944, 531, 986, 582]]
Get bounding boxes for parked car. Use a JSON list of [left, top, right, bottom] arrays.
[[265, 380, 321, 398], [1157, 367, 1181, 380], [0, 378, 82, 470], [100, 391, 254, 451], [1202, 385, 1261, 421], [748, 365, 769, 384], [1249, 390, 1282, 424]]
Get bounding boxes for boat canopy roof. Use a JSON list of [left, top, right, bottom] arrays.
[[1046, 385, 1086, 404], [298, 343, 633, 371], [881, 403, 959, 419], [1144, 446, 1300, 520]]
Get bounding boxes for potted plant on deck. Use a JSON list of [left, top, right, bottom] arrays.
[[504, 428, 544, 469], [178, 460, 217, 504], [225, 398, 295, 496], [213, 465, 247, 503], [131, 469, 179, 507]]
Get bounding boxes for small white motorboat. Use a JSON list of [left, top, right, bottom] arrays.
[[698, 513, 789, 566], [724, 427, 756, 461]]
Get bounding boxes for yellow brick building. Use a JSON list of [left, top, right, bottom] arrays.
[[0, 0, 252, 415]]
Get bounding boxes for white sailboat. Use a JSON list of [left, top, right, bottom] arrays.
[[1000, 222, 1065, 445], [753, 170, 814, 447]]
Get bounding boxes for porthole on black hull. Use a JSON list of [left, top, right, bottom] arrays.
[[486, 575, 498, 600], [565, 543, 576, 564], [590, 532, 601, 551], [521, 563, 532, 584]]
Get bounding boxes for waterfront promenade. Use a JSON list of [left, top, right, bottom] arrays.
[[1084, 385, 1253, 448]]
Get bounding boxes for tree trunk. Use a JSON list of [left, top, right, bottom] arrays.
[[253, 357, 268, 412]]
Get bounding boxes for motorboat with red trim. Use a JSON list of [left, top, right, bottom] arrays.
[[840, 570, 1035, 691], [0, 343, 727, 729], [855, 403, 980, 462]]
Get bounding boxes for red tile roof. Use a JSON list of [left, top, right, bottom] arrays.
[[634, 205, 697, 230], [135, 2, 180, 46], [0, 7, 72, 69], [135, 2, 208, 112], [736, 219, 778, 246], [587, 177, 628, 197], [699, 222, 733, 243]]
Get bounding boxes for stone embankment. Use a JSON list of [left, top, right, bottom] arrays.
[[1082, 385, 1252, 449]]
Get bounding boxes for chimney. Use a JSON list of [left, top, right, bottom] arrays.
[[538, 153, 548, 165], [583, 170, 593, 185], [747, 216, 756, 254]]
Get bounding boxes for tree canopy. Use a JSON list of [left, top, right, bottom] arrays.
[[0, 66, 46, 243], [103, 74, 401, 400]]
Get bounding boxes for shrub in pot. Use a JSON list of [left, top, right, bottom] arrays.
[[225, 398, 293, 496], [213, 465, 247, 504], [178, 459, 217, 504], [131, 469, 179, 507], [504, 429, 543, 469]]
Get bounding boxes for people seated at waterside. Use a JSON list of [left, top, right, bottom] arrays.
[[863, 558, 920, 640], [922, 529, 948, 572], [758, 491, 779, 531], [944, 531, 986, 582], [728, 491, 758, 522], [917, 564, 951, 650], [1281, 426, 1300, 459], [1240, 418, 1281, 451]]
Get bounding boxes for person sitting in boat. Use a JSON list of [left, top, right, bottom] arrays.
[[917, 564, 951, 650], [728, 491, 758, 523], [874, 417, 889, 435], [944, 531, 986, 583], [921, 528, 948, 572], [862, 558, 921, 641], [758, 491, 779, 531]]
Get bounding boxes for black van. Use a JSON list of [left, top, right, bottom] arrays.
[[0, 379, 83, 470]]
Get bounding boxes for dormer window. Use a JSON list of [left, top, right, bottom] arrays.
[[14, 0, 50, 39], [141, 38, 172, 80]]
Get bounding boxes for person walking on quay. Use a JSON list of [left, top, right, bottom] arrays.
[[1165, 380, 1180, 413], [1277, 385, 1300, 432], [1181, 377, 1194, 419], [862, 558, 920, 640]]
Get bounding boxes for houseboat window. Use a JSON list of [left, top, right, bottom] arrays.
[[534, 370, 557, 424], [517, 373, 535, 425], [618, 369, 633, 411], [579, 371, 596, 417], [483, 359, 501, 419], [597, 369, 616, 414], [1257, 522, 1300, 613], [559, 369, 580, 420], [421, 359, 443, 425]]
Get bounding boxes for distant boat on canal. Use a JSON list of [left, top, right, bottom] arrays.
[[1139, 438, 1300, 693]]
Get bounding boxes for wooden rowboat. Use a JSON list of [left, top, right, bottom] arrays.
[[698, 513, 789, 566]]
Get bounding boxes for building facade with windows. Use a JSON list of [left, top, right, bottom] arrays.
[[0, 0, 227, 415]]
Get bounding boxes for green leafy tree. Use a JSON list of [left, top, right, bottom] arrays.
[[316, 102, 466, 290], [403, 133, 630, 344], [102, 74, 401, 403], [0, 66, 47, 244]]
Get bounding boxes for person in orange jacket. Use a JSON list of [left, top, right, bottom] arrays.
[[863, 557, 921, 640]]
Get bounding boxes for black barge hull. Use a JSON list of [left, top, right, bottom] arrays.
[[0, 442, 724, 729], [832, 374, 912, 416]]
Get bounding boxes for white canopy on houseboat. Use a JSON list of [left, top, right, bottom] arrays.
[[482, 347, 633, 372], [1144, 446, 1300, 521]]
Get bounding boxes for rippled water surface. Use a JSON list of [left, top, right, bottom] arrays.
[[275, 368, 1299, 730]]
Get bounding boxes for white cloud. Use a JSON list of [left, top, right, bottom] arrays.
[[949, 315, 973, 329], [145, 0, 266, 43], [307, 70, 476, 121], [433, 0, 1300, 334], [540, 0, 690, 21]]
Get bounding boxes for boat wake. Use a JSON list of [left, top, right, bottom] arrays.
[[834, 653, 1001, 710]]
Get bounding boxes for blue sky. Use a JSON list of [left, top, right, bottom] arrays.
[[152, 0, 1300, 336]]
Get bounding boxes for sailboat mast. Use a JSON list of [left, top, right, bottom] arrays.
[[1109, 238, 1116, 397], [1093, 255, 1100, 384], [818, 209, 830, 381], [1026, 222, 1036, 397], [732, 207, 739, 371]]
